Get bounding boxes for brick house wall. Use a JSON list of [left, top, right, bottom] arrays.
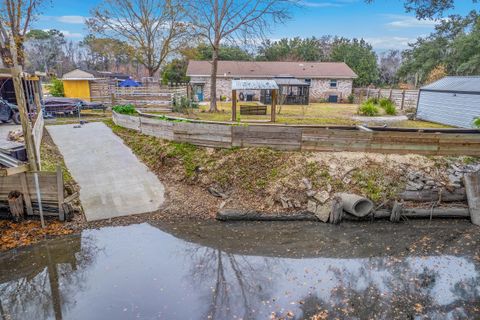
[[307, 79, 353, 102], [193, 77, 354, 102]]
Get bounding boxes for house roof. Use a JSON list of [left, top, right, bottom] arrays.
[[421, 76, 480, 93], [187, 61, 357, 79], [62, 68, 130, 80], [232, 79, 279, 90]]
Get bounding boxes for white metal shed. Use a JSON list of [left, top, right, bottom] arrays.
[[416, 76, 480, 128]]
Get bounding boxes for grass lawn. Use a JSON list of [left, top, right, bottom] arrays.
[[165, 102, 451, 128]]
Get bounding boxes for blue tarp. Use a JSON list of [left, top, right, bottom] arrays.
[[119, 79, 141, 87]]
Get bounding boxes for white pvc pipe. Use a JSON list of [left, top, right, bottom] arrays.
[[33, 172, 45, 228]]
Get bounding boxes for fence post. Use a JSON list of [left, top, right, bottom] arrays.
[[401, 90, 406, 110], [110, 92, 116, 107], [10, 66, 38, 171], [366, 88, 370, 99], [56, 166, 65, 221], [389, 89, 393, 100]]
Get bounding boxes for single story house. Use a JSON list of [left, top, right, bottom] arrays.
[[62, 69, 130, 101], [186, 61, 357, 103], [416, 76, 480, 128]]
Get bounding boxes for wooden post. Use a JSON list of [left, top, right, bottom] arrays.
[[232, 90, 237, 121], [271, 89, 277, 123], [389, 88, 393, 100], [11, 66, 39, 171], [33, 80, 42, 113], [20, 173, 33, 216], [111, 92, 116, 107], [366, 88, 370, 99], [464, 172, 480, 226], [56, 166, 65, 221], [401, 90, 406, 110], [8, 191, 24, 222]]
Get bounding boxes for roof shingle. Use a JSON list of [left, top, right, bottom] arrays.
[[187, 60, 357, 79]]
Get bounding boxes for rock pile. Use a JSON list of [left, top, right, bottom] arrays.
[[405, 162, 480, 192]]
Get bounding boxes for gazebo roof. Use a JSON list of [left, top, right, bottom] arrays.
[[274, 78, 310, 86], [231, 79, 279, 90]]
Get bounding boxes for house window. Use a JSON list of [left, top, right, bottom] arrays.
[[305, 79, 311, 84], [330, 79, 337, 88]]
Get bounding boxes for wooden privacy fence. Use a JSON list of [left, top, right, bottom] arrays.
[[353, 88, 419, 110], [0, 167, 67, 220], [90, 79, 188, 111], [113, 112, 480, 156]]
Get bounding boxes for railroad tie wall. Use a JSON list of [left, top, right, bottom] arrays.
[[112, 112, 480, 156]]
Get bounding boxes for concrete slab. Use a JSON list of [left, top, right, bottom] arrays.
[[47, 122, 165, 221]]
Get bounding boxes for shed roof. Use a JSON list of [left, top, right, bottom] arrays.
[[187, 61, 357, 79], [421, 76, 480, 93], [62, 68, 130, 80], [231, 80, 279, 90]]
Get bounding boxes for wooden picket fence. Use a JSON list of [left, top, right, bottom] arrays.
[[353, 88, 419, 110], [112, 112, 480, 156]]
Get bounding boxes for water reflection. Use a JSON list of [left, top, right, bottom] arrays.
[[0, 221, 478, 319]]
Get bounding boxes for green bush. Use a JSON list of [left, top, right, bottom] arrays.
[[358, 101, 379, 116], [173, 96, 197, 113], [48, 78, 64, 97], [474, 117, 480, 128], [378, 98, 397, 115], [365, 97, 379, 105], [347, 94, 354, 104], [112, 104, 137, 115]]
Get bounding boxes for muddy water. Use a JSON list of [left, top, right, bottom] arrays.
[[0, 220, 479, 320]]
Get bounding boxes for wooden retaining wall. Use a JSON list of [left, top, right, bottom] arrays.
[[112, 112, 480, 156], [0, 168, 65, 218]]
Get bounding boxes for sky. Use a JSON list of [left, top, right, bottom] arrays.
[[31, 0, 478, 51]]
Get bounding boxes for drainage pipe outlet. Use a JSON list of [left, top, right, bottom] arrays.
[[337, 193, 374, 217]]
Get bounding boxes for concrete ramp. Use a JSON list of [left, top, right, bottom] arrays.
[[47, 122, 165, 221]]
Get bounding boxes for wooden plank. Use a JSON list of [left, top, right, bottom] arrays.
[[56, 166, 65, 221], [0, 164, 29, 177], [20, 172, 33, 216], [464, 171, 480, 226]]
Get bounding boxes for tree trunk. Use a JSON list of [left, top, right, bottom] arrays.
[[209, 47, 219, 112], [148, 67, 155, 77]]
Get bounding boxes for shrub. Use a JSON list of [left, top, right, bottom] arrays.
[[173, 96, 197, 113], [358, 101, 379, 116], [113, 104, 137, 115], [347, 94, 354, 104], [474, 117, 480, 128], [379, 98, 397, 115], [365, 97, 379, 104], [48, 78, 64, 97]]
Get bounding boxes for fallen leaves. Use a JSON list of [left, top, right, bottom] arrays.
[[0, 220, 74, 251]]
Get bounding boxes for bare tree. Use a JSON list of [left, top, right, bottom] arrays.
[[0, 0, 44, 67], [87, 0, 189, 77], [185, 0, 293, 112]]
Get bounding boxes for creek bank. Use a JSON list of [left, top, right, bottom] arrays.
[[106, 119, 480, 221]]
